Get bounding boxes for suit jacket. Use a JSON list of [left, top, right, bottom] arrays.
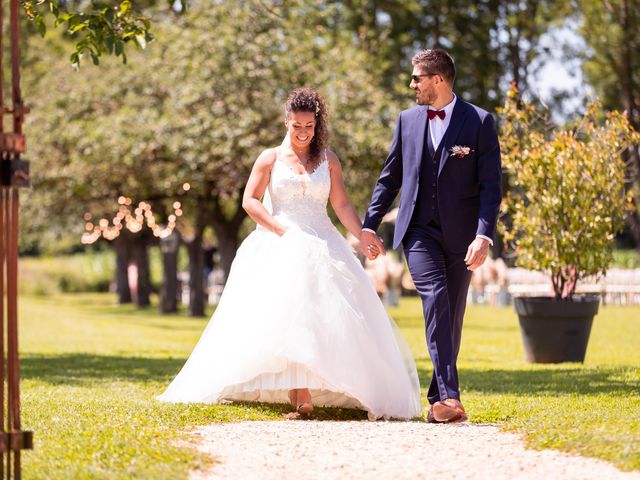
[[363, 98, 502, 253]]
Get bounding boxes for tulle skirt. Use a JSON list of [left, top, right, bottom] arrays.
[[158, 224, 422, 420]]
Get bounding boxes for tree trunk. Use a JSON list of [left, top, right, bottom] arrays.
[[209, 190, 247, 283], [186, 228, 206, 317], [132, 236, 151, 307], [114, 235, 132, 304], [215, 227, 240, 283], [159, 230, 180, 314]]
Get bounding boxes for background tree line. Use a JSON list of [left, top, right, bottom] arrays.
[[17, 0, 640, 315]]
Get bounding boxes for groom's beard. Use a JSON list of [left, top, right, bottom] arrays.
[[415, 87, 436, 106]]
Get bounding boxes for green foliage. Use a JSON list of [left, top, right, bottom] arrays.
[[612, 248, 640, 268], [578, 0, 640, 248], [19, 293, 640, 476], [19, 251, 115, 295], [579, 0, 640, 122], [18, 248, 188, 296], [326, 0, 571, 110], [499, 85, 640, 298], [22, 0, 155, 67], [22, 0, 396, 257]]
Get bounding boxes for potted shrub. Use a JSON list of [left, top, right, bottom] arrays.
[[499, 86, 639, 363]]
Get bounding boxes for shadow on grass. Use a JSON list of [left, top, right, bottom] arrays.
[[21, 353, 187, 384], [20, 353, 371, 421], [417, 366, 639, 396]]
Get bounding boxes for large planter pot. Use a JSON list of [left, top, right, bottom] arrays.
[[514, 296, 600, 363]]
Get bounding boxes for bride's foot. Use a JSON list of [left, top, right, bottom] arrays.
[[284, 388, 313, 420], [296, 388, 313, 416], [284, 403, 314, 420], [288, 389, 298, 408]]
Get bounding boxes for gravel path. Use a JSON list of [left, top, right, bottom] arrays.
[[189, 421, 639, 480]]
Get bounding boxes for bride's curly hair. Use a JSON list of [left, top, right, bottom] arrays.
[[284, 87, 329, 164]]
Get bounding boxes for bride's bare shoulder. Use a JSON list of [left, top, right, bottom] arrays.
[[254, 147, 278, 169], [325, 149, 342, 170]]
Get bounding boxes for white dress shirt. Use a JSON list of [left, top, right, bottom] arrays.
[[428, 94, 457, 150], [363, 93, 493, 247]]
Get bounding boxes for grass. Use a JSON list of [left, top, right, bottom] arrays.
[[17, 293, 640, 478], [391, 298, 640, 471]]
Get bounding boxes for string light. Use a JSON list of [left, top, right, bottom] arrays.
[[81, 197, 183, 244]]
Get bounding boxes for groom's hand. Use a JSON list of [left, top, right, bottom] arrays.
[[464, 237, 490, 271], [360, 230, 386, 260]]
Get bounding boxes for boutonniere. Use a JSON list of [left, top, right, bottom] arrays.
[[449, 145, 474, 158]]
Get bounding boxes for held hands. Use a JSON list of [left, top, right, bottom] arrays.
[[360, 230, 386, 260], [464, 237, 491, 271]]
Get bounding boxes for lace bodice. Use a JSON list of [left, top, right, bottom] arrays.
[[261, 148, 334, 235]]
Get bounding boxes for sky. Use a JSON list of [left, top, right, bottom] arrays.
[[529, 18, 594, 123]]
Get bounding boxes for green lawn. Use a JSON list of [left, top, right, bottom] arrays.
[[18, 293, 639, 478]]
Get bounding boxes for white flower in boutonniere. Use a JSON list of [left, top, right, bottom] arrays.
[[449, 145, 474, 158]]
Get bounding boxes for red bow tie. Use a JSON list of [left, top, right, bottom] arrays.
[[427, 109, 446, 120]]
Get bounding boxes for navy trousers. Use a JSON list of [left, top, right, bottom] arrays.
[[403, 225, 472, 404]]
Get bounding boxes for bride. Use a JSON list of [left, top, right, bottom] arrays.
[[158, 88, 422, 420]]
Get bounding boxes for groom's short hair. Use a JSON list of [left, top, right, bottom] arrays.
[[412, 49, 456, 86]]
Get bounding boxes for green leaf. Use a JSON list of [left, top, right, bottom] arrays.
[[135, 34, 147, 49], [119, 0, 132, 16], [105, 36, 115, 55], [70, 52, 80, 70], [36, 16, 47, 37], [69, 22, 87, 33], [55, 13, 73, 24]]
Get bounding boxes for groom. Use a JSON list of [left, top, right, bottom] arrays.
[[360, 48, 502, 422]]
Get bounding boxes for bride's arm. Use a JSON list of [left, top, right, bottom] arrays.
[[242, 148, 287, 236], [327, 151, 364, 239]]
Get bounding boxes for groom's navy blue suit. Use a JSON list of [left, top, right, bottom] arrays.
[[363, 98, 502, 404]]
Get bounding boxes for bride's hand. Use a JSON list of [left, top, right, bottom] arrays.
[[360, 230, 385, 260], [274, 225, 288, 237]]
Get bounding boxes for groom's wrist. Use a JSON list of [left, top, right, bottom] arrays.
[[361, 228, 377, 235], [475, 234, 493, 246]]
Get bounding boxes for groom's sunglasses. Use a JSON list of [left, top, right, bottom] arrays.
[[411, 74, 436, 83]]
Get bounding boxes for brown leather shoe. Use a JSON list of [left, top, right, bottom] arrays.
[[427, 405, 438, 423], [432, 399, 468, 423]]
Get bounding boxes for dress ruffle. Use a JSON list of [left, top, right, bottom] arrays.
[[158, 227, 422, 420], [158, 154, 422, 420]]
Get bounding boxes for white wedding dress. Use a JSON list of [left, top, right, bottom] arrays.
[[158, 147, 422, 420]]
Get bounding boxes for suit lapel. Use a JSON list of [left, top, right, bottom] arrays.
[[438, 100, 469, 176], [413, 106, 428, 174]]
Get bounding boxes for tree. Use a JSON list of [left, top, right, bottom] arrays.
[[22, 0, 173, 66], [25, 1, 572, 113], [500, 86, 638, 297], [22, 0, 396, 314], [579, 0, 640, 249], [326, 0, 571, 111]]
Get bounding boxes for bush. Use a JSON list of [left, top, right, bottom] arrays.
[[499, 85, 640, 298], [19, 251, 115, 296]]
